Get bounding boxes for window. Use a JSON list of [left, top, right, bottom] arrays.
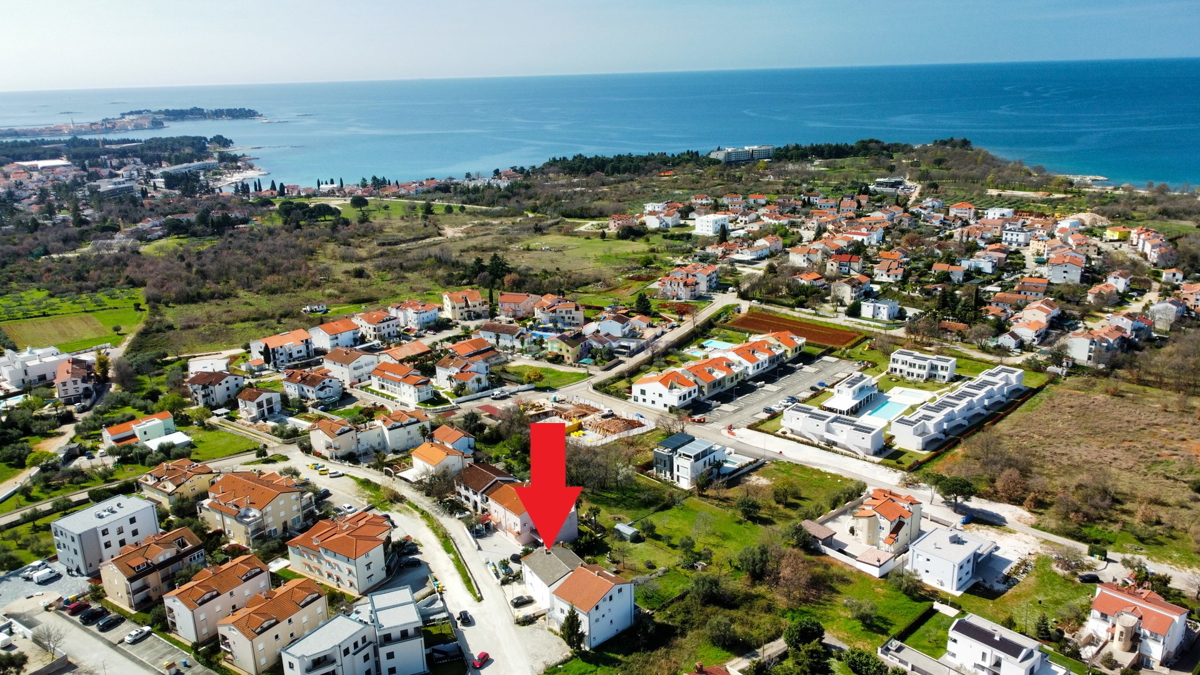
[[288, 664, 294, 670], [104, 541, 112, 549], [102, 528, 110, 535], [343, 648, 349, 657], [362, 654, 369, 663], [385, 652, 394, 660], [132, 529, 139, 537], [117, 526, 124, 534], [388, 669, 396, 675], [130, 516, 137, 523]]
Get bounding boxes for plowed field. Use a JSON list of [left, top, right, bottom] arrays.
[[728, 311, 861, 347]]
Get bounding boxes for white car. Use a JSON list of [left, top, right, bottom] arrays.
[[342, 504, 357, 514], [328, 470, 344, 478], [124, 627, 153, 644], [98, 450, 107, 457]]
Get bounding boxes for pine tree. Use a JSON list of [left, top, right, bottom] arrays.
[[561, 606, 584, 651], [269, 180, 277, 192], [634, 292, 652, 316]]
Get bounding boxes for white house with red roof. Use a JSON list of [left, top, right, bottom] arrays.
[[949, 202, 976, 220], [484, 480, 578, 547], [308, 318, 361, 352], [287, 512, 392, 595], [250, 330, 314, 369], [533, 294, 585, 328], [1084, 583, 1189, 669], [102, 411, 177, 447], [549, 565, 635, 649], [352, 311, 400, 343], [369, 362, 433, 405], [388, 299, 441, 329], [497, 292, 539, 318], [853, 489, 922, 553], [632, 371, 699, 411], [442, 289, 487, 321]]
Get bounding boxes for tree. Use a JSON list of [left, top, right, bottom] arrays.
[[843, 648, 889, 675], [736, 544, 772, 583], [843, 597, 878, 627], [0, 653, 28, 675], [784, 520, 815, 550], [886, 567, 925, 599], [349, 195, 369, 210], [94, 350, 110, 382], [784, 616, 825, 650], [155, 393, 188, 415], [846, 300, 862, 318], [523, 369, 545, 385], [561, 606, 585, 651], [735, 494, 761, 521], [936, 476, 978, 511], [689, 572, 723, 604], [634, 292, 653, 316], [111, 357, 137, 391], [792, 639, 833, 675], [32, 625, 65, 655]]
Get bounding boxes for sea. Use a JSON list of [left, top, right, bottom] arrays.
[[2, 58, 1199, 188]]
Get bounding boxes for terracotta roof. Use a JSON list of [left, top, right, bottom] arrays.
[[479, 321, 524, 336], [218, 577, 324, 639], [1092, 583, 1186, 636], [310, 417, 354, 439], [484, 481, 528, 516], [455, 463, 515, 493], [498, 293, 534, 304], [382, 341, 431, 361], [444, 289, 483, 304], [323, 347, 373, 365], [634, 370, 697, 390], [391, 299, 440, 312], [207, 472, 300, 512], [315, 318, 359, 335], [257, 330, 312, 349], [106, 527, 202, 578], [355, 310, 393, 325], [104, 411, 173, 442], [552, 564, 631, 612], [287, 512, 391, 560], [433, 425, 472, 446], [377, 409, 428, 428], [186, 371, 236, 386], [236, 387, 276, 402], [853, 488, 919, 522], [283, 369, 337, 387], [164, 555, 269, 610], [448, 337, 493, 357], [371, 362, 429, 386], [411, 441, 466, 467], [141, 459, 214, 491]]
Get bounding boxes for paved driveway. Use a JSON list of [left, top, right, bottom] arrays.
[[0, 560, 90, 609], [692, 355, 854, 429]]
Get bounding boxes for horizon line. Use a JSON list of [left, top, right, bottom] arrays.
[[3, 54, 1198, 95]]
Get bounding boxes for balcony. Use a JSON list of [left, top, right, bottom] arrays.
[[305, 655, 335, 672]]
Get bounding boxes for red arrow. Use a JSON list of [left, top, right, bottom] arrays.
[[515, 424, 581, 550]]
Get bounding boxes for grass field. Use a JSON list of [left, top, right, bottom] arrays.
[[0, 463, 150, 514], [956, 556, 1092, 630], [794, 558, 931, 650], [187, 426, 262, 461], [0, 288, 142, 322], [495, 365, 589, 389], [2, 306, 145, 351], [901, 611, 954, 658]]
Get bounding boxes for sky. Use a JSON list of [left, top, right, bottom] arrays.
[[6, 0, 1200, 92]]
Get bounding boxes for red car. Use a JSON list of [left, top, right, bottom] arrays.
[[65, 601, 91, 616], [471, 652, 490, 668]]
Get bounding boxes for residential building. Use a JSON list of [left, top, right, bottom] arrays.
[[708, 145, 774, 163], [217, 577, 329, 675], [369, 362, 433, 406], [949, 202, 976, 220], [138, 459, 216, 507], [945, 614, 1067, 675], [434, 356, 489, 394], [1047, 255, 1084, 285], [484, 480, 578, 546], [522, 545, 584, 609], [1011, 320, 1048, 345], [891, 366, 1025, 451], [353, 311, 401, 344], [827, 254, 863, 276], [1106, 270, 1132, 293], [238, 387, 282, 422], [102, 527, 205, 613], [387, 300, 440, 330], [280, 615, 377, 675], [251, 330, 315, 369], [632, 370, 699, 411], [54, 357, 96, 404], [889, 350, 957, 383], [200, 472, 315, 546], [820, 372, 880, 416], [853, 489, 923, 553], [1, 346, 76, 389], [432, 424, 475, 453], [783, 402, 886, 455], [547, 332, 589, 364], [907, 528, 996, 595], [652, 433, 727, 489], [283, 369, 344, 404], [442, 289, 487, 321], [860, 298, 901, 321], [309, 319, 362, 352], [288, 512, 393, 595], [831, 275, 871, 305], [533, 295, 585, 328], [409, 441, 472, 479], [694, 213, 730, 236], [548, 565, 635, 650], [51, 495, 161, 576], [1088, 282, 1120, 306], [365, 587, 428, 675], [1083, 583, 1189, 669], [1108, 313, 1153, 343], [164, 555, 271, 645], [378, 342, 431, 365], [323, 348, 379, 387], [308, 418, 387, 460], [932, 263, 966, 284], [375, 410, 431, 453], [497, 293, 539, 318], [1065, 326, 1126, 366], [186, 371, 246, 408], [102, 411, 177, 447], [455, 462, 518, 513], [476, 322, 527, 351], [1161, 268, 1184, 285]]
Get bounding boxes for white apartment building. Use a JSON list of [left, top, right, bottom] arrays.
[[946, 614, 1067, 675], [102, 411, 177, 447], [1084, 583, 1189, 670], [353, 311, 401, 344], [442, 289, 487, 321], [694, 213, 730, 236], [891, 366, 1024, 451], [283, 369, 344, 403], [164, 555, 271, 645], [388, 300, 441, 330], [889, 349, 957, 383], [250, 330, 315, 369], [281, 615, 377, 675], [781, 404, 885, 456], [368, 363, 433, 406], [521, 545, 584, 610], [853, 489, 923, 553], [860, 298, 901, 321], [309, 319, 362, 352], [287, 512, 392, 595], [308, 418, 387, 461], [186, 371, 246, 408], [322, 348, 379, 387], [652, 433, 726, 489], [52, 495, 161, 576], [907, 528, 997, 595], [1, 346, 75, 389], [365, 587, 428, 675], [549, 565, 636, 650]]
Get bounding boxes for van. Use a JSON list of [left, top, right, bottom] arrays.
[[32, 569, 58, 584]]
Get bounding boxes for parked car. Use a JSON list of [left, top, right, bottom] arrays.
[[489, 390, 508, 400], [816, 381, 829, 388], [458, 610, 472, 625], [85, 452, 95, 459], [32, 569, 59, 584], [762, 406, 778, 414], [97, 614, 124, 632], [784, 396, 799, 404], [316, 488, 332, 500], [1078, 573, 1101, 584], [400, 558, 422, 568], [510, 596, 533, 608], [65, 601, 91, 615], [80, 608, 109, 625], [809, 385, 821, 392], [98, 450, 107, 457], [472, 652, 490, 668], [318, 468, 329, 475], [342, 504, 357, 514], [328, 470, 344, 478], [125, 626, 153, 644]]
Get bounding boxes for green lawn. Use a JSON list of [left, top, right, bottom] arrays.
[[902, 611, 955, 658], [581, 475, 681, 526], [496, 365, 589, 389], [647, 497, 762, 557], [0, 464, 23, 485], [0, 504, 87, 563], [955, 556, 1093, 632], [187, 426, 262, 461], [0, 288, 142, 322], [633, 568, 690, 609], [794, 559, 931, 650], [0, 463, 150, 514], [1, 305, 145, 351]]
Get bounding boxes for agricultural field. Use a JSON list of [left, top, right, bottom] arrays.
[[728, 310, 862, 347], [0, 288, 142, 322], [2, 305, 145, 352]]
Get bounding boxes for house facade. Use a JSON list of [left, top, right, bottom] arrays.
[[200, 472, 315, 546], [889, 350, 957, 382], [283, 369, 344, 404], [369, 362, 433, 406], [163, 555, 271, 645], [287, 512, 393, 595], [652, 433, 726, 489], [309, 319, 361, 352], [237, 387, 282, 422], [102, 411, 177, 447], [907, 527, 996, 595], [442, 289, 487, 321], [250, 330, 315, 369], [322, 348, 379, 387], [52, 495, 161, 576], [549, 565, 635, 650], [102, 527, 206, 613], [1084, 584, 1189, 669], [186, 371, 246, 408], [217, 578, 329, 675], [138, 459, 216, 507]]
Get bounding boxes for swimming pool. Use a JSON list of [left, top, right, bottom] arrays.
[[703, 339, 736, 349], [865, 400, 908, 420]]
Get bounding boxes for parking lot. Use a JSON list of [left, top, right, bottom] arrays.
[[690, 355, 856, 430], [0, 560, 90, 608]]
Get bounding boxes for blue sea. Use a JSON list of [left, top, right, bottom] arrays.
[[2, 58, 1199, 187]]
